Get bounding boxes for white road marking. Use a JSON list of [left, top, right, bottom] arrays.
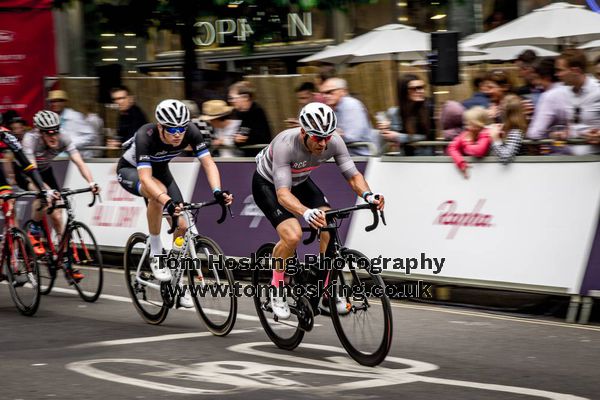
[[70, 329, 257, 349], [66, 342, 590, 399], [49, 287, 260, 321]]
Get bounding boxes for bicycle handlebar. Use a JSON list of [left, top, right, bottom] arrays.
[[0, 190, 40, 201], [45, 187, 101, 214], [302, 202, 386, 245], [166, 199, 233, 234]]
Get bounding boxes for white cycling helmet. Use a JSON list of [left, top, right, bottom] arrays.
[[155, 99, 190, 128], [299, 102, 337, 138], [33, 110, 61, 130]]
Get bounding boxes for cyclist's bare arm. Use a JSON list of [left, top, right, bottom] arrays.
[[199, 155, 222, 193], [347, 172, 385, 210], [69, 152, 95, 185]]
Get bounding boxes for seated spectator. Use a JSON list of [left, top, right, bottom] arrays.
[[554, 49, 600, 155], [447, 106, 492, 179], [111, 85, 148, 145], [228, 81, 272, 157], [486, 70, 513, 124], [441, 101, 466, 140], [200, 100, 242, 158], [285, 82, 319, 128], [526, 58, 567, 141], [462, 72, 492, 110], [321, 77, 378, 156], [378, 74, 433, 155], [47, 89, 97, 158], [489, 94, 527, 164]]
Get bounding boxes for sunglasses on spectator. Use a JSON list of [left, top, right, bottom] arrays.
[[573, 107, 581, 124], [112, 96, 127, 101], [408, 85, 426, 91], [164, 126, 187, 135]]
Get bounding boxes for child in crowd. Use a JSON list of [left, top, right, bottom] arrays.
[[489, 94, 527, 164], [447, 106, 492, 178]]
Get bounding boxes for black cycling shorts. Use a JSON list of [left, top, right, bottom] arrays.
[[252, 170, 329, 228], [116, 158, 184, 205], [40, 167, 60, 191], [12, 165, 58, 191]]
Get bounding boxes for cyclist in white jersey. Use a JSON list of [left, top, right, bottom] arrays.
[[253, 102, 384, 319]]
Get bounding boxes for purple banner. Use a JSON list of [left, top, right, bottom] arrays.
[[579, 205, 600, 295], [192, 161, 367, 257]]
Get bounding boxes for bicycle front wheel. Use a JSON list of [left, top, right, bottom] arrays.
[[67, 221, 103, 302], [187, 236, 237, 336], [329, 248, 393, 366], [5, 228, 40, 316], [123, 232, 168, 325], [252, 243, 304, 351]]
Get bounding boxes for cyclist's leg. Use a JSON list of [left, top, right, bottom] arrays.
[[159, 166, 186, 239], [35, 167, 63, 238]]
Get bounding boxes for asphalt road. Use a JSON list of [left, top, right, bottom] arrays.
[[0, 268, 598, 400]]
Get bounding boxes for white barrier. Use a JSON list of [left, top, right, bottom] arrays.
[[346, 156, 600, 294], [63, 160, 200, 250]]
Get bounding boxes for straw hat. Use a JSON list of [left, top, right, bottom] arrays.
[[200, 100, 233, 121], [47, 90, 69, 101]]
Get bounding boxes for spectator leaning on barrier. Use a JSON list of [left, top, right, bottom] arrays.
[[228, 81, 272, 157], [489, 94, 527, 164], [321, 77, 377, 156], [526, 57, 567, 141], [378, 74, 433, 155], [201, 100, 242, 158], [486, 70, 513, 124], [462, 72, 493, 110], [441, 101, 466, 140], [554, 49, 600, 154], [447, 106, 492, 179], [111, 85, 148, 145], [47, 90, 97, 158]]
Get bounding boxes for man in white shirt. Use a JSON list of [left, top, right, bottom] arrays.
[[554, 49, 600, 155], [47, 90, 98, 158]]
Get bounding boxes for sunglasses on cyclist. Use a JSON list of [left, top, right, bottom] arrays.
[[164, 126, 187, 135], [308, 133, 332, 143], [41, 129, 59, 136]]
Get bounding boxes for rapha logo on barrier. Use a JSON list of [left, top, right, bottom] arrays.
[[434, 199, 493, 239], [241, 194, 265, 228], [0, 31, 15, 43]]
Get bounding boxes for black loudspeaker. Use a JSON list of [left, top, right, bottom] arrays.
[[430, 32, 460, 86], [96, 64, 122, 103]]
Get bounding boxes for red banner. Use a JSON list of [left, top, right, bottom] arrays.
[[0, 1, 53, 9], [0, 9, 56, 124]]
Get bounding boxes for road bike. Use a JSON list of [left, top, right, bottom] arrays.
[[253, 202, 393, 366], [123, 199, 237, 336], [0, 191, 40, 315], [24, 187, 103, 302]]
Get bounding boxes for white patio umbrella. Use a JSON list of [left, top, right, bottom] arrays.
[[460, 45, 559, 63], [299, 24, 431, 64], [462, 2, 600, 49], [578, 40, 600, 50]]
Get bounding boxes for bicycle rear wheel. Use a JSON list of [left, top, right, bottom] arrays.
[[329, 248, 393, 366], [24, 220, 55, 295], [5, 228, 40, 316], [67, 221, 103, 302], [123, 232, 168, 325], [252, 243, 304, 350], [187, 236, 237, 336]]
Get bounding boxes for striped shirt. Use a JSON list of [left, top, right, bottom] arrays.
[[256, 128, 359, 190]]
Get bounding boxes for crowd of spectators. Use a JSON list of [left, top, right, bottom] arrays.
[[2, 48, 600, 169]]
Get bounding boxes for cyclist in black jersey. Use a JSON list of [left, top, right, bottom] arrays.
[[117, 99, 233, 296]]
